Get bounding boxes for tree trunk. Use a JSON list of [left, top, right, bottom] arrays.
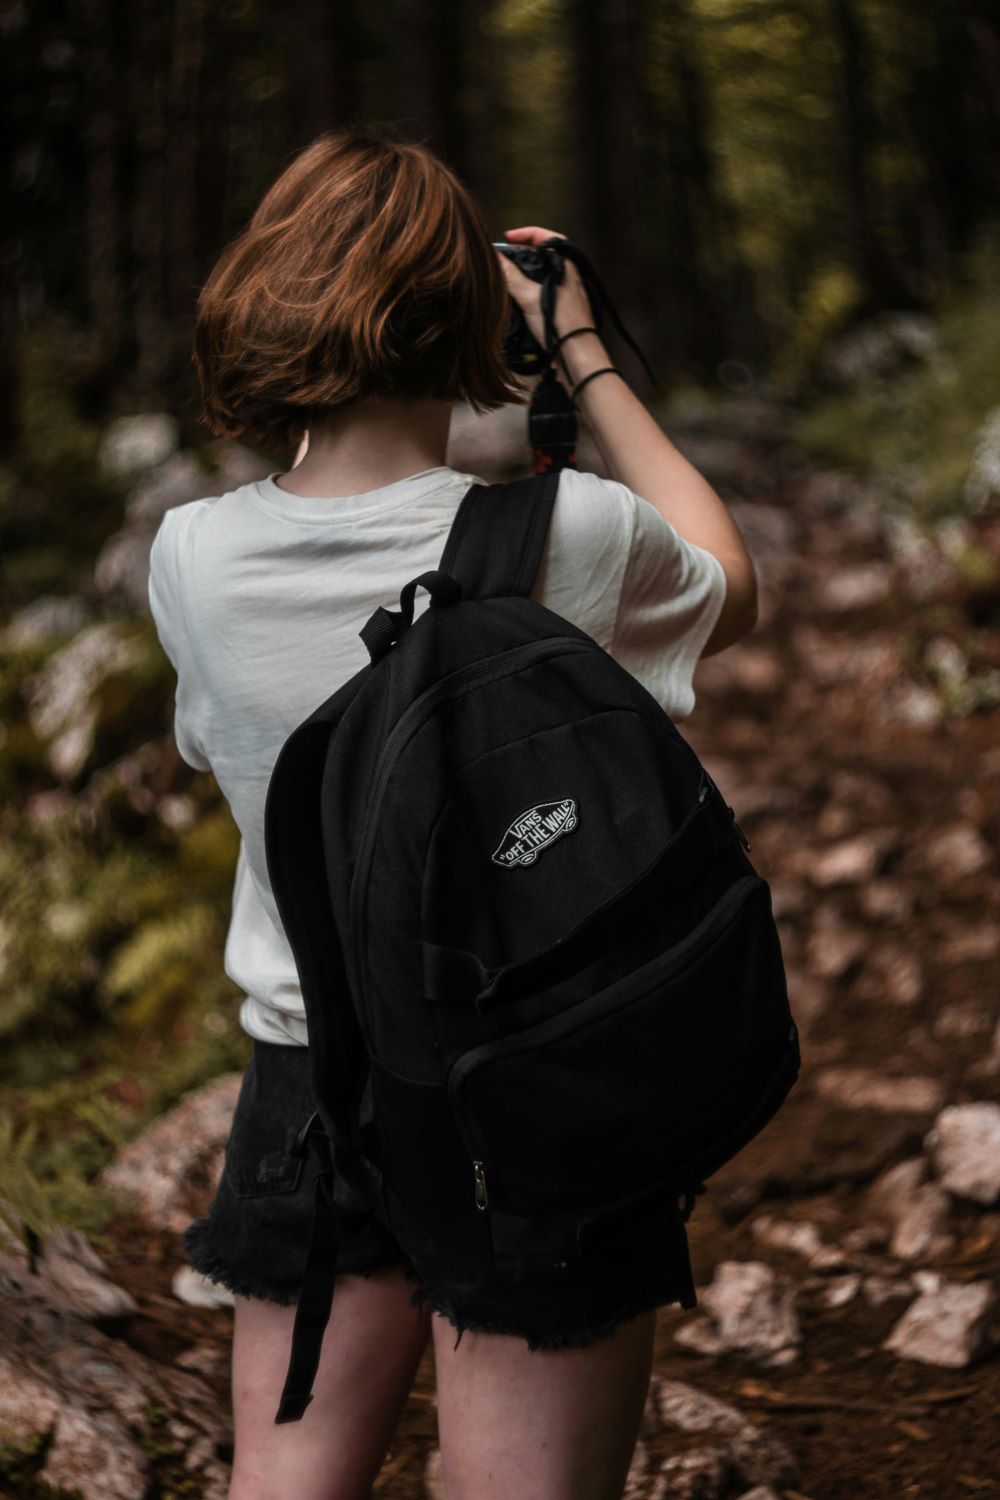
[[129, 0, 169, 397], [83, 0, 121, 373], [827, 0, 912, 311]]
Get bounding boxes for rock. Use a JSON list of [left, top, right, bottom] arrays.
[[172, 1266, 235, 1309], [768, 878, 809, 919], [719, 644, 785, 696], [624, 1437, 650, 1499], [881, 948, 925, 1006], [651, 1378, 798, 1486], [804, 921, 868, 981], [869, 1157, 927, 1214], [175, 1342, 226, 1377], [24, 622, 146, 780], [814, 1068, 944, 1115], [854, 942, 925, 1007], [674, 1263, 801, 1368], [101, 1072, 242, 1231], [41, 1406, 148, 1500], [857, 879, 914, 924], [815, 562, 893, 613], [933, 1000, 994, 1041], [424, 1446, 445, 1500], [938, 924, 1000, 963], [883, 1279, 996, 1368], [923, 823, 993, 881], [962, 405, 1000, 513], [648, 1446, 733, 1500], [781, 967, 828, 1036], [925, 1103, 1000, 1206], [157, 792, 198, 832], [0, 1359, 61, 1444], [750, 1214, 846, 1271], [655, 1379, 746, 1436], [124, 451, 214, 524], [889, 1183, 953, 1262], [0, 595, 93, 651], [883, 681, 945, 726], [728, 1427, 799, 1489], [863, 1274, 916, 1306], [99, 413, 180, 479], [809, 829, 898, 887], [818, 1273, 862, 1308], [882, 510, 956, 603], [970, 1015, 1000, 1079], [39, 1246, 138, 1325], [0, 1224, 137, 1327], [0, 1247, 230, 1500], [842, 1222, 890, 1254], [821, 312, 941, 388]]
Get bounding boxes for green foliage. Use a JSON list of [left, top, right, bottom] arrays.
[[792, 267, 1000, 519], [0, 1430, 84, 1500], [139, 1402, 208, 1499], [3, 315, 127, 605], [0, 608, 249, 1248]]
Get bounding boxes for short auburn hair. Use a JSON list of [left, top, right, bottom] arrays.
[[193, 128, 526, 452]]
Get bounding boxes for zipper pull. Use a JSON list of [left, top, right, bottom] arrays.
[[726, 803, 751, 852], [473, 1160, 489, 1211]]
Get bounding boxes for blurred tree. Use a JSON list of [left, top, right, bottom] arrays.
[[827, 0, 912, 311], [2, 0, 999, 422]]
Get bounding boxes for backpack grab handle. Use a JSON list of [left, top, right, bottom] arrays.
[[359, 569, 462, 665]]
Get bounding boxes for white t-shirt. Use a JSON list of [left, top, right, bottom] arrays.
[[147, 464, 727, 1046]]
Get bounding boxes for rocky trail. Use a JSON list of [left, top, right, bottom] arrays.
[[3, 396, 999, 1498]]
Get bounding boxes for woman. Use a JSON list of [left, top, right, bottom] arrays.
[[148, 128, 757, 1500]]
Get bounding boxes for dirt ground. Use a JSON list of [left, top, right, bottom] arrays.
[[92, 432, 1000, 1499]]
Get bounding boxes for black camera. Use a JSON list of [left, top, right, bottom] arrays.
[[493, 239, 565, 374], [492, 237, 656, 473]]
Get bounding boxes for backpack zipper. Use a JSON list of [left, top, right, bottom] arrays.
[[473, 1159, 489, 1210], [447, 872, 764, 1172], [349, 635, 594, 997]]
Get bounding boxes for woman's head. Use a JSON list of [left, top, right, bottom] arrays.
[[194, 128, 525, 453]]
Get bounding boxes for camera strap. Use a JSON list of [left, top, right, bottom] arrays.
[[528, 238, 657, 476]]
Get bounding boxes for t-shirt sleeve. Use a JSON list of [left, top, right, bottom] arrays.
[[609, 486, 728, 720], [147, 510, 213, 772]]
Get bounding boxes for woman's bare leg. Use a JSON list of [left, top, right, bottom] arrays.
[[228, 1266, 431, 1500], [433, 1309, 656, 1500]]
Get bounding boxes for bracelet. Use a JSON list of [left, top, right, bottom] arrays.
[[570, 366, 625, 404], [551, 324, 600, 352]]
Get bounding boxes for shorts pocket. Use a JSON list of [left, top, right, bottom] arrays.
[[224, 1046, 316, 1199]]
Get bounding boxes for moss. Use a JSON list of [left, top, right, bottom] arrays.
[[138, 1403, 210, 1500], [0, 1429, 85, 1500]]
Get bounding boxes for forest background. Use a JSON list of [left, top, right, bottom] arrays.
[[0, 0, 999, 1465]]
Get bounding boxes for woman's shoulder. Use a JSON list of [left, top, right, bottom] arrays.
[[549, 466, 637, 549], [149, 479, 258, 570]]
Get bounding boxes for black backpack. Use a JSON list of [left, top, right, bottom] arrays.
[[263, 470, 801, 1422]]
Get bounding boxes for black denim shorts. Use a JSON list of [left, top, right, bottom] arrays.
[[183, 1038, 698, 1350]]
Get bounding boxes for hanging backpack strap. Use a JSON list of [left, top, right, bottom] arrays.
[[437, 470, 561, 602], [263, 717, 381, 1423]]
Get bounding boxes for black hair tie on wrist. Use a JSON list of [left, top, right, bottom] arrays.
[[551, 325, 600, 352], [570, 365, 624, 405]]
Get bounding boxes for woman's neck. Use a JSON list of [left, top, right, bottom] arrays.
[[275, 395, 454, 499]]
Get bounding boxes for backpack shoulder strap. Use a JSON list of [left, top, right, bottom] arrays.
[[438, 470, 561, 601]]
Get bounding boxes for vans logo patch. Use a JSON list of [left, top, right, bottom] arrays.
[[491, 799, 578, 868]]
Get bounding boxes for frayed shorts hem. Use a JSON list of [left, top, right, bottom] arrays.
[[182, 1215, 414, 1308], [407, 1278, 689, 1353]]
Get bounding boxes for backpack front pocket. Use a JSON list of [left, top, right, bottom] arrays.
[[446, 873, 794, 1224]]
